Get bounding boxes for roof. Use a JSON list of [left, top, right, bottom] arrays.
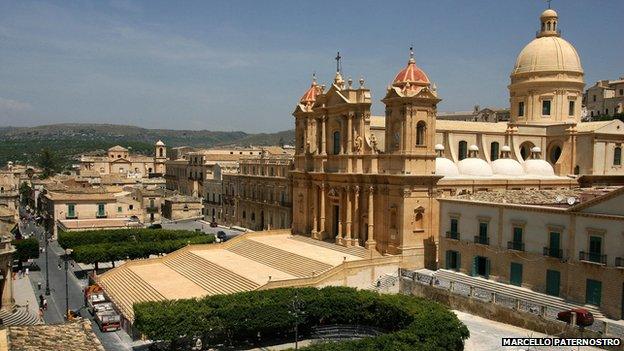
[[107, 145, 128, 152], [436, 120, 508, 132], [6, 320, 105, 351], [576, 120, 624, 133], [393, 52, 430, 86], [45, 191, 117, 202]]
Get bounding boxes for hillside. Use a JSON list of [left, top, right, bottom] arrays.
[[0, 123, 295, 168]]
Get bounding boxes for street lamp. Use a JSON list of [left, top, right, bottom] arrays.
[[43, 230, 51, 296], [288, 293, 305, 350], [58, 248, 74, 320]]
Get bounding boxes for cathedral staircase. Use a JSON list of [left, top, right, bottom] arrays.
[[227, 239, 333, 277], [98, 266, 166, 320], [290, 235, 369, 259], [162, 251, 259, 295], [0, 308, 41, 326]]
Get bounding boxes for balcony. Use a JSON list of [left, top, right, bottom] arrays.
[[96, 211, 108, 218], [474, 235, 489, 245], [579, 251, 607, 265], [445, 231, 460, 240], [65, 213, 78, 219], [616, 257, 624, 268], [146, 206, 159, 214], [507, 241, 525, 251], [543, 247, 563, 259]]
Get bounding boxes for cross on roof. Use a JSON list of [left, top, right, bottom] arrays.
[[546, 0, 552, 9], [335, 51, 341, 73]]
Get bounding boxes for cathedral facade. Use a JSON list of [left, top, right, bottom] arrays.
[[291, 8, 624, 267]]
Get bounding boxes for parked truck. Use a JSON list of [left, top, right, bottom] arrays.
[[84, 284, 121, 332]]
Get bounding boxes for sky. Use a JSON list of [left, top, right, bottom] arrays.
[[0, 0, 622, 133]]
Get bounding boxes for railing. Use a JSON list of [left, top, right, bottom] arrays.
[[146, 206, 159, 214], [543, 247, 563, 259], [579, 251, 607, 265], [616, 257, 624, 268], [445, 231, 460, 240], [400, 269, 624, 339], [474, 235, 489, 245], [507, 241, 525, 251]]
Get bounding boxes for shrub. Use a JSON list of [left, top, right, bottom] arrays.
[[12, 237, 39, 263], [134, 286, 469, 350]]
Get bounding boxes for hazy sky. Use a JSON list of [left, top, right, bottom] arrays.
[[1, 0, 622, 132]]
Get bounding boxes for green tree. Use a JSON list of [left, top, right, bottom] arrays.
[[38, 149, 58, 178], [19, 182, 31, 206], [12, 237, 39, 269]]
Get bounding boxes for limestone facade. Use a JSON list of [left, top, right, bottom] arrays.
[[79, 141, 167, 178], [584, 78, 624, 118], [438, 188, 624, 320], [162, 195, 203, 221]]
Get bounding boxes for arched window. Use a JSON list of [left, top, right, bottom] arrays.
[[416, 121, 426, 146], [251, 212, 256, 221], [458, 141, 468, 160], [332, 131, 341, 155], [574, 165, 580, 175], [242, 210, 246, 219], [614, 147, 622, 166], [490, 142, 500, 161], [547, 22, 551, 31], [159, 148, 164, 157], [549, 145, 562, 164]]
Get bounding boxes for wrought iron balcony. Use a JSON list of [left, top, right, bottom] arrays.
[[579, 251, 607, 265], [543, 247, 563, 259], [507, 241, 525, 251], [474, 235, 489, 245], [445, 231, 460, 240]]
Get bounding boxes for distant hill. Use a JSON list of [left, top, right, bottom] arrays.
[[0, 123, 295, 168]]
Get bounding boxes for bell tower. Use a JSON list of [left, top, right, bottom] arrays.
[[381, 48, 440, 175]]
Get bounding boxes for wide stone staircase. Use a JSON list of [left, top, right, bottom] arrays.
[[98, 266, 166, 320], [431, 269, 605, 319], [290, 235, 369, 259], [163, 251, 259, 295], [0, 308, 41, 326], [227, 240, 333, 277]]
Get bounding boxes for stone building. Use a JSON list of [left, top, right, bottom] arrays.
[[584, 78, 624, 119], [437, 106, 509, 122], [222, 152, 293, 230], [162, 195, 203, 221], [79, 140, 167, 178], [291, 8, 624, 268], [438, 187, 624, 320]]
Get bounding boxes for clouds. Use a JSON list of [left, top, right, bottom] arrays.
[[0, 97, 33, 114]]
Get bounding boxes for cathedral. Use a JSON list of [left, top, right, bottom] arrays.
[[291, 8, 624, 267]]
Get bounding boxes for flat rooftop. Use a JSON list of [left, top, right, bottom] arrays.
[[447, 187, 621, 207]]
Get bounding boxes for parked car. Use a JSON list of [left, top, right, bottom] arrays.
[[557, 308, 594, 327], [216, 231, 228, 242], [148, 223, 163, 229]]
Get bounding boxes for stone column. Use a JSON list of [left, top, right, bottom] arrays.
[[320, 117, 327, 155], [365, 186, 376, 250], [353, 186, 360, 246], [347, 115, 353, 155], [317, 183, 326, 240], [312, 184, 318, 235], [336, 188, 343, 245], [345, 186, 352, 246]]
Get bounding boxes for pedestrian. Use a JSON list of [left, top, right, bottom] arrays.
[[43, 298, 47, 310], [39, 294, 44, 307], [25, 268, 29, 276], [37, 281, 42, 290]]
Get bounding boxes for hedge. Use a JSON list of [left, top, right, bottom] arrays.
[[58, 229, 214, 265], [134, 286, 469, 350]]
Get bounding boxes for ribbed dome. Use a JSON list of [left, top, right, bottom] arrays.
[[523, 159, 555, 176], [458, 157, 493, 176], [392, 48, 429, 91], [300, 75, 321, 104], [512, 36, 582, 75], [435, 157, 460, 177], [492, 158, 525, 176]]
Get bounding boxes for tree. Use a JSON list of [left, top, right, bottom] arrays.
[[38, 149, 58, 178], [19, 182, 31, 206], [12, 237, 39, 269], [278, 137, 285, 148]]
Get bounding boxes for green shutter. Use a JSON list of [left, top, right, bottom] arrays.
[[510, 263, 522, 286], [586, 279, 602, 306], [445, 251, 451, 270], [484, 258, 491, 279], [546, 270, 560, 296], [471, 256, 477, 277], [457, 252, 461, 270]]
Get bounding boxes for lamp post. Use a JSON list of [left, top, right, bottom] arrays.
[[58, 248, 73, 320], [289, 293, 305, 350], [44, 230, 51, 296]]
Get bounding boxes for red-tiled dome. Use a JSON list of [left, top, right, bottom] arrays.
[[300, 76, 321, 104], [392, 50, 429, 86]]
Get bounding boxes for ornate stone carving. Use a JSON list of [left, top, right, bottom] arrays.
[[353, 135, 363, 152]]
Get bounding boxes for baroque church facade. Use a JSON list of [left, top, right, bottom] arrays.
[[291, 8, 624, 267]]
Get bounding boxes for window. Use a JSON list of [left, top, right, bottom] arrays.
[[586, 279, 602, 306], [458, 141, 468, 160], [117, 206, 122, 213], [518, 101, 524, 117], [445, 251, 461, 271], [490, 142, 499, 161], [614, 147, 622, 166], [447, 218, 459, 240], [97, 203, 106, 217], [547, 232, 561, 258], [416, 121, 426, 146], [549, 145, 562, 164], [332, 131, 341, 155], [509, 226, 524, 251], [242, 211, 246, 219], [477, 222, 488, 245], [606, 108, 609, 115], [67, 204, 76, 218], [251, 212, 256, 221], [568, 100, 575, 116], [542, 100, 551, 116], [593, 95, 596, 102], [472, 256, 490, 278], [588, 235, 602, 263], [159, 148, 164, 157], [129, 205, 134, 210], [620, 89, 623, 96], [510, 262, 523, 286]]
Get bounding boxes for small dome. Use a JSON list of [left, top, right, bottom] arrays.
[[300, 75, 321, 104], [501, 145, 512, 152], [468, 144, 479, 151], [155, 140, 165, 146], [531, 146, 542, 153], [458, 157, 493, 177], [492, 158, 525, 176], [435, 157, 459, 177], [523, 159, 555, 176], [434, 144, 445, 151], [541, 9, 558, 19], [392, 48, 429, 91]]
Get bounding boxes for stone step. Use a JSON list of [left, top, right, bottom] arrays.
[[432, 269, 604, 318], [0, 308, 41, 326], [227, 239, 332, 277], [290, 235, 369, 258]]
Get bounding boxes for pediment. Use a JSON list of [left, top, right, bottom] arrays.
[[324, 85, 350, 107], [111, 158, 131, 164]]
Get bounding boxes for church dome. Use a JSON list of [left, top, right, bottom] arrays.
[[435, 157, 460, 177], [523, 147, 555, 176], [155, 140, 165, 146], [392, 48, 429, 88], [512, 8, 582, 75], [492, 158, 525, 176], [300, 74, 321, 104]]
